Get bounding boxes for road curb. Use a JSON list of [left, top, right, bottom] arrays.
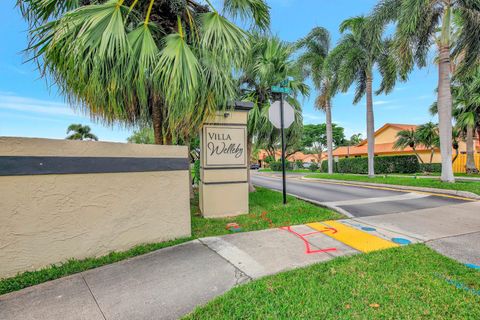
[[301, 177, 480, 201]]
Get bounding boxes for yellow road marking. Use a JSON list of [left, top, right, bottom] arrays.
[[303, 178, 476, 202], [307, 220, 399, 253]]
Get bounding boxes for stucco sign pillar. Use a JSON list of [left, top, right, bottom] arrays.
[[199, 102, 253, 218]]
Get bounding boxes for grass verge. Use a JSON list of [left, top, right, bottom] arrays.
[[0, 187, 341, 295], [305, 173, 480, 196], [191, 187, 343, 238], [258, 168, 311, 173], [184, 245, 480, 319]]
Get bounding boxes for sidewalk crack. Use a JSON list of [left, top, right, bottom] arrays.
[[82, 275, 108, 320], [198, 238, 253, 284]]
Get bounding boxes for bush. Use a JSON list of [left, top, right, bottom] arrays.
[[419, 163, 442, 173], [264, 155, 275, 164], [321, 160, 337, 173], [309, 162, 319, 172], [295, 160, 304, 170], [270, 160, 293, 171], [193, 160, 200, 184], [334, 155, 419, 174]]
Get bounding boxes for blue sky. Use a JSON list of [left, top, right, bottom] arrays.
[[0, 0, 438, 142]]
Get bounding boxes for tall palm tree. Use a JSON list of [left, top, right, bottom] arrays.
[[18, 0, 270, 145], [326, 16, 399, 177], [416, 122, 440, 164], [430, 67, 480, 173], [66, 124, 98, 141], [240, 34, 309, 192], [453, 69, 480, 173], [296, 27, 337, 174], [394, 128, 424, 163], [372, 0, 480, 182]]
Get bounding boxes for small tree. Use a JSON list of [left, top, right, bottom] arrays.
[[66, 124, 98, 141], [416, 122, 439, 164], [394, 128, 424, 163]]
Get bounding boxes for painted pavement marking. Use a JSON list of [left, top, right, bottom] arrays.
[[307, 220, 399, 253], [279, 226, 337, 254], [321, 192, 429, 207]]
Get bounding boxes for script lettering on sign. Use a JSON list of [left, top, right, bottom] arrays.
[[203, 126, 247, 167]]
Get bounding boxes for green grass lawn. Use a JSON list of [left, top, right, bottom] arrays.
[[305, 173, 480, 196], [0, 187, 340, 295], [184, 245, 480, 319], [191, 187, 342, 238], [258, 168, 311, 173]]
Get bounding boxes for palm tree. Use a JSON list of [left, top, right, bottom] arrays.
[[453, 70, 480, 173], [296, 27, 337, 174], [18, 0, 270, 145], [431, 68, 480, 173], [372, 0, 480, 182], [66, 124, 98, 141], [394, 128, 424, 163], [416, 122, 439, 164], [326, 16, 399, 177], [240, 34, 309, 192]]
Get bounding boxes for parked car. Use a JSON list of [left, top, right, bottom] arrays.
[[250, 163, 260, 170]]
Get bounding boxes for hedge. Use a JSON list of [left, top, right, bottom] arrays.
[[329, 155, 420, 174], [321, 160, 337, 173], [270, 160, 294, 171], [419, 163, 442, 173]]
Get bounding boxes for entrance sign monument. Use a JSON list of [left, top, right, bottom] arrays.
[[199, 102, 253, 217]]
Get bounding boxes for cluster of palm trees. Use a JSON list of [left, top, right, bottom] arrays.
[[394, 123, 440, 165], [297, 0, 479, 182], [18, 0, 480, 184]]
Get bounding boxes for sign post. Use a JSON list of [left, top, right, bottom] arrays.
[[270, 82, 293, 205]]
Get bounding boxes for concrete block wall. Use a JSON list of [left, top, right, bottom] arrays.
[[0, 137, 191, 278]]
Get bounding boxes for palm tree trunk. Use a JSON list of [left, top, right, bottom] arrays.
[[152, 104, 163, 145], [466, 125, 479, 174], [412, 146, 424, 164], [247, 135, 256, 192], [437, 45, 455, 182], [325, 100, 334, 174], [430, 148, 435, 164], [366, 74, 375, 178]]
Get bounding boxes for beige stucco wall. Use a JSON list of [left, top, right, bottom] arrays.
[[374, 126, 399, 144], [0, 137, 190, 278]]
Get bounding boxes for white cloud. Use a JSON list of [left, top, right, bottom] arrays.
[[0, 94, 79, 117], [375, 100, 395, 105]]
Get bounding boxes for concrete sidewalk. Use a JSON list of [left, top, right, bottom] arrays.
[[1, 201, 479, 320], [0, 225, 360, 320], [352, 201, 480, 266]]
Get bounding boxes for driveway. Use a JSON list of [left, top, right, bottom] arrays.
[[251, 171, 470, 217]]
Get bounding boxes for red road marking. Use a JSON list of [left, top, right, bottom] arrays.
[[280, 226, 337, 254]]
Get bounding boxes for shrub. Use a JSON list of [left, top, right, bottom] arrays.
[[264, 155, 275, 164], [193, 159, 200, 184], [270, 160, 293, 171], [335, 155, 419, 174], [309, 162, 319, 172], [321, 160, 337, 173], [419, 163, 441, 173], [295, 160, 304, 169]]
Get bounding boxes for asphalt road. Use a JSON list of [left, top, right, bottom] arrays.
[[251, 172, 469, 217]]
